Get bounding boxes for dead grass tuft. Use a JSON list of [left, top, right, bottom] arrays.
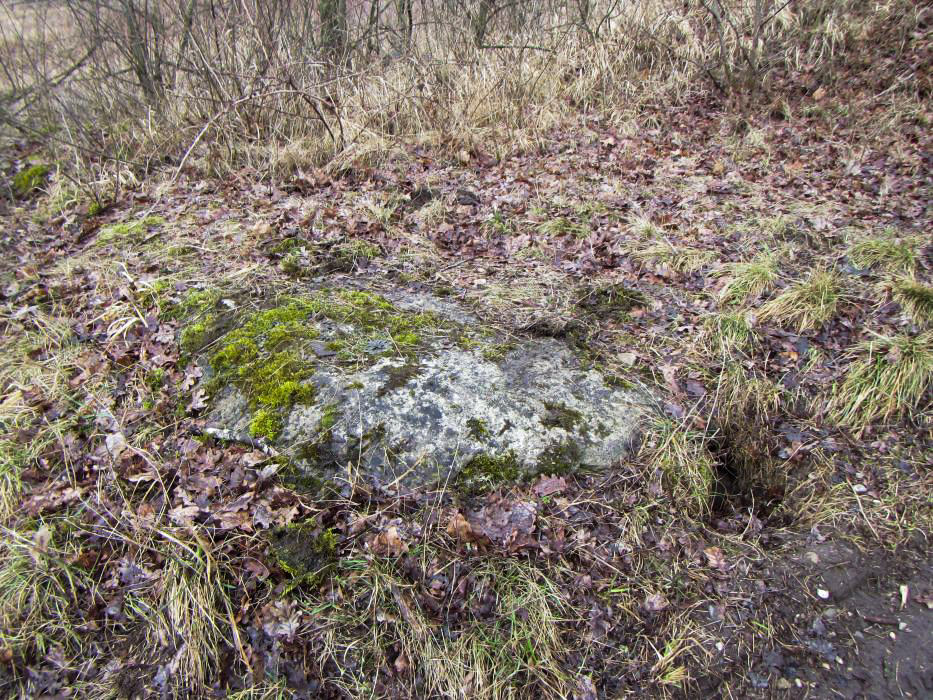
[[631, 242, 714, 275], [778, 446, 932, 541], [703, 312, 756, 357], [758, 268, 843, 331], [848, 232, 920, 273], [640, 416, 715, 516], [713, 363, 784, 494], [309, 555, 574, 698], [891, 277, 933, 326], [537, 216, 589, 239], [714, 251, 779, 305], [158, 552, 227, 688], [0, 522, 87, 658], [828, 331, 933, 432], [627, 215, 664, 239]]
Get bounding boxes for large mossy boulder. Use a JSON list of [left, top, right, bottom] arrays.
[[200, 288, 647, 492]]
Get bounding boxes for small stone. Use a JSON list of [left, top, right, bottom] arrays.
[[309, 341, 337, 358], [852, 483, 867, 494], [776, 678, 792, 690], [817, 588, 830, 600], [105, 432, 128, 457]]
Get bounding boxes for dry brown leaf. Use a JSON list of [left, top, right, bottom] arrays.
[[704, 546, 728, 571], [446, 511, 476, 541], [370, 525, 409, 556], [534, 474, 568, 497], [660, 363, 682, 395], [643, 592, 670, 612], [467, 498, 537, 549], [169, 504, 201, 526], [187, 388, 208, 413]]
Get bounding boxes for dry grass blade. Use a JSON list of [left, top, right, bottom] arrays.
[[848, 234, 920, 273], [829, 331, 933, 432], [758, 268, 843, 331], [631, 242, 714, 274], [639, 416, 715, 516], [892, 278, 933, 326], [714, 251, 779, 305], [703, 311, 755, 357]]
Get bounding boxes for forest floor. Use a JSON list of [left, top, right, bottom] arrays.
[[1, 56, 931, 699]]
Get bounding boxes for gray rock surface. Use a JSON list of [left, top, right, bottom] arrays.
[[207, 291, 648, 491]]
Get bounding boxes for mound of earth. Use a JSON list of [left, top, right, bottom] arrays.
[[205, 287, 648, 491]]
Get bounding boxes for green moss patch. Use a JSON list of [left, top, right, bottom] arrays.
[[466, 417, 489, 439], [249, 409, 284, 441], [12, 164, 50, 197], [576, 283, 647, 320], [541, 401, 585, 433], [166, 288, 223, 322], [481, 341, 516, 363], [271, 521, 339, 591], [311, 289, 447, 364], [536, 439, 584, 475], [317, 403, 340, 433], [96, 215, 165, 246], [209, 300, 321, 441], [456, 452, 521, 495], [145, 368, 166, 391], [377, 362, 423, 397], [456, 439, 588, 495], [179, 289, 451, 442], [136, 278, 174, 312], [267, 236, 307, 255]]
